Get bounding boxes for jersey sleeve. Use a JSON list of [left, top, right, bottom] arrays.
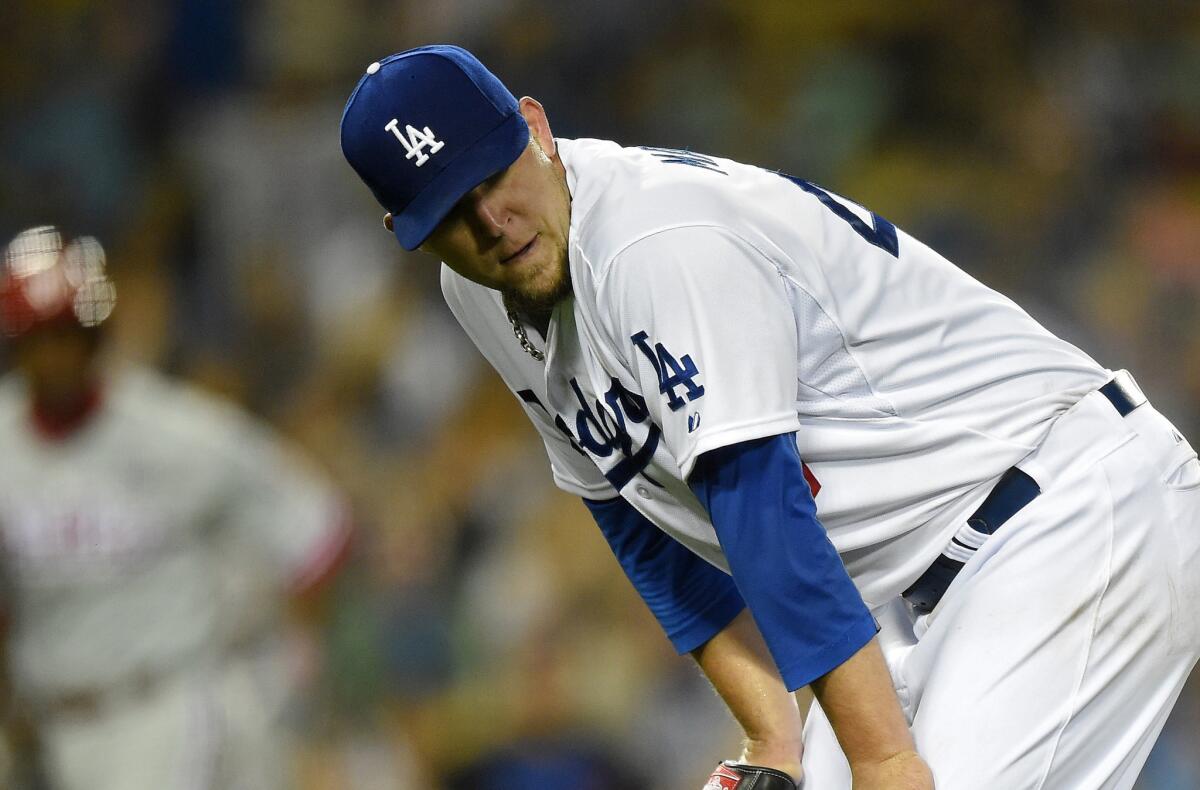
[[213, 410, 350, 594], [599, 225, 802, 479], [583, 495, 745, 653], [689, 433, 877, 690]]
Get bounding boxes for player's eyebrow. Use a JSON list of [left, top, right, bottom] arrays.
[[477, 170, 506, 191]]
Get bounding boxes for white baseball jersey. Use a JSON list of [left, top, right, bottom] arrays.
[[441, 137, 1110, 607], [0, 364, 347, 701]]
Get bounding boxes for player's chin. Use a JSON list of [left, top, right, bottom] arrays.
[[505, 268, 572, 313]]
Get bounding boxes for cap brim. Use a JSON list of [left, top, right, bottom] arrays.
[[392, 112, 530, 251]]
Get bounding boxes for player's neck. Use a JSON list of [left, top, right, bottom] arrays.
[[505, 285, 571, 339], [528, 307, 553, 337], [30, 378, 105, 441]]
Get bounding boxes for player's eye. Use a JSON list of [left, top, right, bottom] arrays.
[[476, 171, 506, 194], [446, 198, 472, 221]]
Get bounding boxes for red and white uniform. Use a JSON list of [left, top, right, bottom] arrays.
[[0, 364, 349, 790]]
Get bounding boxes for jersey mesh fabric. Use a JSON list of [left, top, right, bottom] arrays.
[[785, 278, 896, 419]]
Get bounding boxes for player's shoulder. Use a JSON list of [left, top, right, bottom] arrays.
[[0, 373, 26, 429], [108, 364, 263, 448], [560, 137, 743, 256], [559, 138, 791, 280], [0, 373, 23, 406]]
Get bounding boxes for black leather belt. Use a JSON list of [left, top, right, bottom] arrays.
[[902, 371, 1147, 616]]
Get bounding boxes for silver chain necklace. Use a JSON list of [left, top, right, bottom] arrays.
[[505, 304, 545, 362]]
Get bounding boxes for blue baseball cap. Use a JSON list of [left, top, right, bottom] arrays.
[[340, 45, 530, 250]]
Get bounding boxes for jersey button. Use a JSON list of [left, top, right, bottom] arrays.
[[636, 485, 651, 498]]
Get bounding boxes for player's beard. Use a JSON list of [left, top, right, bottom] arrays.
[[502, 233, 572, 317], [502, 269, 571, 329]]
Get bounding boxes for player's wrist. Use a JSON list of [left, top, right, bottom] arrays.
[[848, 749, 933, 790], [738, 736, 803, 784]]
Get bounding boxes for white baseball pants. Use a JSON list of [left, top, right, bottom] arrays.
[[801, 388, 1200, 789]]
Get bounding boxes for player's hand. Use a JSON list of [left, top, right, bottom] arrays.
[[850, 749, 934, 789], [702, 760, 798, 789], [738, 734, 803, 783]]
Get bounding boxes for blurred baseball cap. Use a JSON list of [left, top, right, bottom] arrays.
[[340, 45, 530, 251], [0, 226, 116, 338]]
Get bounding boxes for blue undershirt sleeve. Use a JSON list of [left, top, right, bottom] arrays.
[[688, 433, 877, 690], [583, 496, 746, 654]]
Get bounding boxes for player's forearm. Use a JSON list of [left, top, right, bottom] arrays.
[[809, 636, 933, 789], [691, 608, 804, 781]]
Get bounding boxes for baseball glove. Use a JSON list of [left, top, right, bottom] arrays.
[[702, 760, 798, 789]]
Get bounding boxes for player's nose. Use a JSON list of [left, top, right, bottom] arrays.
[[464, 189, 509, 239]]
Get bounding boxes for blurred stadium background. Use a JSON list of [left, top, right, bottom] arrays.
[[1, 1, 1198, 788]]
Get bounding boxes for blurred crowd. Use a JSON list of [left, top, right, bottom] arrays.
[[1, 1, 1198, 788]]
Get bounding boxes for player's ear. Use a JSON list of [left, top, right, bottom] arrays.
[[518, 97, 556, 158]]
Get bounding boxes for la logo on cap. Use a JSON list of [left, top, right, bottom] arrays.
[[384, 119, 445, 168], [340, 45, 530, 249]]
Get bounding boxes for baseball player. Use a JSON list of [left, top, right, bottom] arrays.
[[340, 46, 1200, 789], [0, 226, 351, 790]]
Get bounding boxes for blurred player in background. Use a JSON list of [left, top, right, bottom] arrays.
[[0, 226, 351, 790], [341, 46, 1200, 790]]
